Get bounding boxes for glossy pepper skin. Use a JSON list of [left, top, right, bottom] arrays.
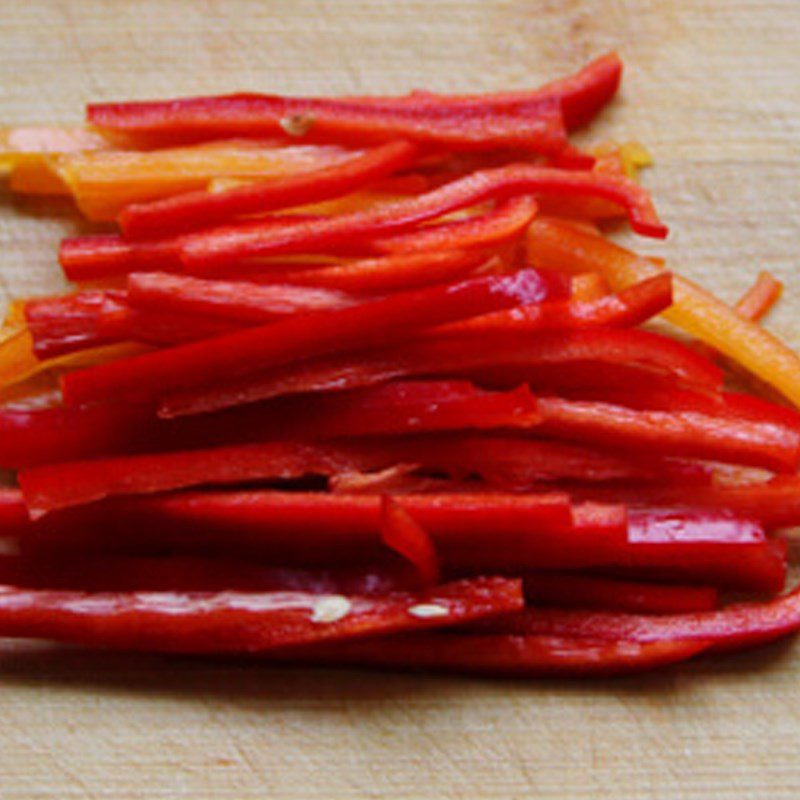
[[119, 139, 420, 238], [0, 576, 523, 653], [61, 270, 553, 407]]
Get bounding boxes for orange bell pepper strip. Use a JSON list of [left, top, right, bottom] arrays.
[[0, 126, 109, 172], [54, 141, 358, 221], [526, 218, 800, 409], [735, 270, 783, 322]]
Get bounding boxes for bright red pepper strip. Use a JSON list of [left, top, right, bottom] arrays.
[[265, 250, 487, 295], [523, 573, 719, 614], [380, 496, 441, 587], [127, 272, 357, 323], [88, 89, 567, 152], [487, 581, 800, 654], [536, 396, 800, 473], [0, 576, 522, 653], [372, 196, 539, 254], [62, 270, 550, 407], [274, 633, 707, 678], [160, 326, 722, 417], [178, 166, 666, 273], [119, 139, 419, 238]]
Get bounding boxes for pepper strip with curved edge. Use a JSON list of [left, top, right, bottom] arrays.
[[159, 326, 722, 418], [371, 196, 539, 254], [734, 270, 783, 322], [265, 250, 488, 294], [62, 270, 551, 407], [526, 218, 800, 409], [119, 140, 419, 238], [179, 166, 667, 273], [88, 88, 567, 153], [486, 582, 800, 654], [523, 573, 718, 614], [0, 576, 523, 654], [380, 496, 440, 587], [127, 272, 357, 323], [273, 634, 707, 678]]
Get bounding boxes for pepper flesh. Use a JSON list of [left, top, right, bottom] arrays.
[[380, 497, 441, 586]]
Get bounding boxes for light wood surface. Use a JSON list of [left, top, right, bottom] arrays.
[[1, 1, 800, 797]]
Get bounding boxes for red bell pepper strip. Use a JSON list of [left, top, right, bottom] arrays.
[[61, 270, 551, 408], [18, 384, 543, 511], [275, 633, 707, 678], [735, 270, 783, 322], [266, 250, 487, 295], [570, 476, 800, 532], [119, 139, 419, 238], [59, 233, 184, 280], [14, 491, 576, 568], [18, 441, 386, 515], [380, 497, 440, 587], [488, 581, 800, 654], [0, 554, 412, 594], [0, 575, 523, 654], [127, 272, 356, 323], [535, 396, 800, 473], [523, 573, 719, 614], [24, 290, 132, 359], [160, 326, 722, 417], [88, 88, 568, 152], [371, 196, 538, 254], [434, 272, 672, 337], [178, 166, 667, 273]]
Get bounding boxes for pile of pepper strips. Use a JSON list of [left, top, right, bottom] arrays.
[[0, 53, 799, 677]]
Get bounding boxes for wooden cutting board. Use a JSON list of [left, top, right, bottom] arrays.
[[1, 1, 799, 797]]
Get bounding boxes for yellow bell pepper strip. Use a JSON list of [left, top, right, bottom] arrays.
[[526, 218, 800, 409], [0, 126, 109, 171]]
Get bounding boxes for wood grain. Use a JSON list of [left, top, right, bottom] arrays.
[[1, 1, 800, 797]]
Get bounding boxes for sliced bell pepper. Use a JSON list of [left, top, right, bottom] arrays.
[[734, 270, 782, 322], [88, 89, 568, 153], [61, 270, 552, 408], [571, 272, 611, 302], [489, 581, 800, 653], [266, 250, 487, 294], [274, 633, 707, 678], [178, 166, 666, 273], [523, 573, 718, 614], [126, 272, 356, 323], [380, 496, 440, 586], [55, 141, 358, 220], [0, 576, 522, 653], [158, 325, 722, 417], [526, 218, 800, 409], [0, 125, 109, 172], [371, 196, 538, 253], [119, 139, 419, 237], [535, 396, 800, 472], [0, 554, 412, 594]]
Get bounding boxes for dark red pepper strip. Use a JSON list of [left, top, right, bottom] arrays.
[[62, 270, 549, 408], [371, 196, 539, 254], [523, 573, 719, 614], [88, 86, 567, 152], [485, 581, 800, 654], [127, 272, 357, 324], [0, 576, 523, 654], [119, 140, 419, 238], [179, 166, 667, 273], [535, 396, 800, 473], [24, 290, 132, 359], [0, 554, 412, 594], [159, 326, 723, 417], [264, 250, 487, 295], [380, 497, 441, 587], [273, 633, 707, 678]]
